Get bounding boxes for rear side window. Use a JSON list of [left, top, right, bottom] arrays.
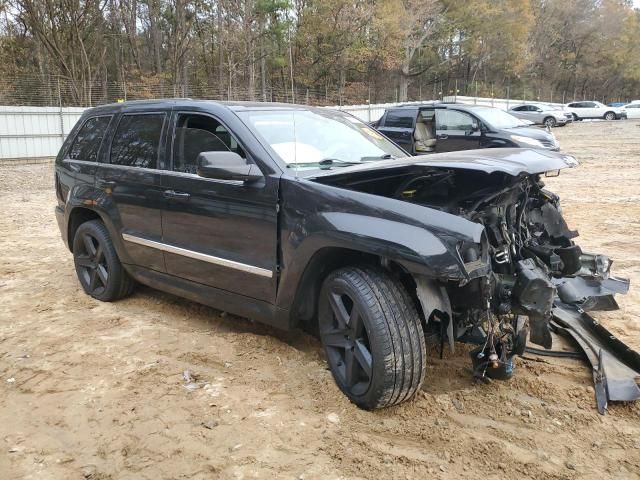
[[67, 116, 112, 161], [110, 113, 165, 168], [384, 110, 416, 128]]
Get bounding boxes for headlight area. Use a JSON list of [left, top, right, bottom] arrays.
[[511, 135, 544, 148], [455, 236, 491, 279]]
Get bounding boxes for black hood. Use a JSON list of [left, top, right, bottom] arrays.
[[504, 125, 556, 142], [307, 148, 578, 179]]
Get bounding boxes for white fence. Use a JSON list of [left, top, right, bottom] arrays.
[[0, 95, 561, 161], [0, 106, 86, 161]]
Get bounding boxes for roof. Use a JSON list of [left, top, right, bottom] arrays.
[[85, 98, 330, 115], [391, 102, 495, 111]]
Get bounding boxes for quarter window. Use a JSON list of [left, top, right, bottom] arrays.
[[436, 110, 475, 133], [67, 116, 112, 161], [384, 110, 416, 128], [110, 113, 165, 168], [172, 113, 246, 174]]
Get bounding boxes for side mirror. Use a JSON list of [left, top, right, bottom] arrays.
[[196, 151, 262, 183]]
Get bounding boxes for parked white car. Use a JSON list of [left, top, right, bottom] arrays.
[[565, 101, 627, 120], [623, 103, 640, 119], [508, 104, 571, 127]]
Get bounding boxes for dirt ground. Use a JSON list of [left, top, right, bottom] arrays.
[[1, 121, 640, 480]]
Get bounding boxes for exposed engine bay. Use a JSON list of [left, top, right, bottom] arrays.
[[313, 160, 637, 411]]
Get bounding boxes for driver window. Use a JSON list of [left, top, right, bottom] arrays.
[[172, 113, 246, 174], [436, 110, 476, 135]]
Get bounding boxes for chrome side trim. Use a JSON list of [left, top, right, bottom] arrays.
[[122, 233, 273, 278]]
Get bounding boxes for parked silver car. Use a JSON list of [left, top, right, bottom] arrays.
[[508, 104, 570, 127]]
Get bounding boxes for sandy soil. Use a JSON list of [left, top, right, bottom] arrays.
[[1, 121, 639, 480]]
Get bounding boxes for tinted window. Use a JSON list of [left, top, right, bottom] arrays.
[[173, 113, 246, 174], [584, 102, 597, 108], [512, 106, 526, 111], [384, 110, 416, 128], [436, 110, 475, 132], [110, 113, 165, 168], [67, 116, 112, 161]]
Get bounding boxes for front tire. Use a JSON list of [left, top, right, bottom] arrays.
[[72, 220, 135, 301], [604, 111, 616, 121], [543, 116, 556, 128], [318, 266, 426, 409]]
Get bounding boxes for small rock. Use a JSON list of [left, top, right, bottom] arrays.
[[6, 378, 15, 384], [202, 420, 219, 430], [565, 461, 576, 470], [81, 464, 97, 478], [326, 413, 340, 424], [439, 465, 446, 472], [230, 443, 242, 451], [451, 399, 464, 412]]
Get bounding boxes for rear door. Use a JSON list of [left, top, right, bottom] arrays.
[[160, 109, 279, 302], [434, 109, 481, 152], [377, 109, 416, 152], [96, 111, 168, 272]]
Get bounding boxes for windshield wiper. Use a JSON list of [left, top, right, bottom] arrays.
[[286, 158, 362, 169], [360, 154, 395, 161]]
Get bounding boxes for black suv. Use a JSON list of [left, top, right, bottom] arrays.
[[55, 99, 627, 410], [373, 103, 559, 155]]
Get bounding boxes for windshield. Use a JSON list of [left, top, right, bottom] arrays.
[[474, 107, 528, 129], [238, 109, 407, 167]]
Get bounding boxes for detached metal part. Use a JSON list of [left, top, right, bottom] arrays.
[[552, 303, 640, 414]]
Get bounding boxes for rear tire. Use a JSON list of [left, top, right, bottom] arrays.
[[543, 116, 556, 127], [318, 266, 426, 409], [572, 113, 579, 121], [604, 111, 616, 121], [72, 220, 135, 301]]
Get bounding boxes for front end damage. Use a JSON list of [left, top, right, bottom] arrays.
[[311, 150, 637, 411]]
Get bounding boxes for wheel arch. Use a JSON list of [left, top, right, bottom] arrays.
[[289, 247, 416, 330], [66, 206, 103, 252]]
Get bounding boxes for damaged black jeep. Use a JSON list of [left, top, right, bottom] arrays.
[[55, 101, 637, 412]]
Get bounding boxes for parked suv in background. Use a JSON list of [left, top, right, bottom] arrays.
[[565, 101, 627, 120], [56, 99, 626, 411], [372, 103, 559, 154], [508, 104, 571, 127]]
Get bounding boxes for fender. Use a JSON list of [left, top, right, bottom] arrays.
[[275, 178, 487, 314]]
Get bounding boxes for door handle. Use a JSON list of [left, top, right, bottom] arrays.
[[437, 134, 449, 140], [163, 189, 191, 201]]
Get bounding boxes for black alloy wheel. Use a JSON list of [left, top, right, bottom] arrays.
[[318, 266, 426, 410], [76, 231, 109, 296], [321, 284, 374, 397], [73, 220, 134, 301]]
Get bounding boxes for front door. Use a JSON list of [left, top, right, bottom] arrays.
[[96, 111, 168, 272], [161, 111, 279, 302], [434, 109, 481, 152]]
